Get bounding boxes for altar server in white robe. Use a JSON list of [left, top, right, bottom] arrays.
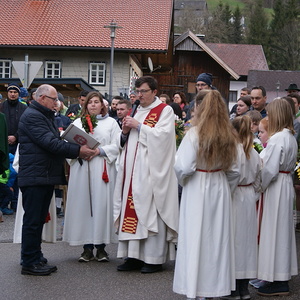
[[13, 146, 57, 244], [221, 115, 261, 300], [63, 91, 120, 262], [114, 76, 179, 273], [173, 90, 240, 299], [257, 98, 298, 297]]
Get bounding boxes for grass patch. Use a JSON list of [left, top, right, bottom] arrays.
[[206, 0, 273, 21], [206, 0, 245, 10]]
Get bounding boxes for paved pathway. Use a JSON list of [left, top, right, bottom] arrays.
[[1, 214, 299, 300]]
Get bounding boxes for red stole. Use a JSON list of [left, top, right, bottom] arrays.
[[121, 103, 166, 234]]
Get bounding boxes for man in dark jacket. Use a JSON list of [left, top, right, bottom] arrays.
[[65, 90, 89, 120], [18, 84, 96, 276], [0, 84, 27, 211], [0, 83, 27, 154]]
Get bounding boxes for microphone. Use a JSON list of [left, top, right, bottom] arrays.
[[130, 100, 140, 117]]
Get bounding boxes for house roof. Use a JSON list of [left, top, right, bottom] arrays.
[[206, 43, 269, 76], [0, 0, 173, 51], [248, 70, 300, 91], [174, 30, 240, 80], [247, 70, 300, 101]]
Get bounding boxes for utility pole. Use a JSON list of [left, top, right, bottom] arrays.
[[104, 20, 122, 103], [276, 80, 280, 97]]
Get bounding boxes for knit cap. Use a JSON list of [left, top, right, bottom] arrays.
[[196, 73, 213, 86], [7, 83, 20, 94]]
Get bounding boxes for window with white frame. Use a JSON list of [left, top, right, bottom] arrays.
[[229, 91, 238, 103], [0, 59, 11, 78], [89, 62, 106, 85], [45, 61, 61, 78]]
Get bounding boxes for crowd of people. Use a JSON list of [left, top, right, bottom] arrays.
[[0, 75, 299, 299]]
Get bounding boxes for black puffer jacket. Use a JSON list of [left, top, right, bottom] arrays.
[[0, 99, 27, 141], [18, 100, 80, 187]]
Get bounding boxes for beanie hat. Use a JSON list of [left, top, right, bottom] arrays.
[[7, 83, 20, 94], [20, 87, 28, 98], [196, 73, 213, 86]]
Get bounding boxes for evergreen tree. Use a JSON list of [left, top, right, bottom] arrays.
[[267, 0, 286, 69], [176, 5, 203, 34], [231, 6, 244, 44], [267, 0, 300, 69], [204, 1, 233, 43], [245, 0, 269, 46], [220, 3, 232, 26]]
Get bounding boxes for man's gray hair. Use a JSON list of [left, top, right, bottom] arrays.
[[35, 84, 54, 100]]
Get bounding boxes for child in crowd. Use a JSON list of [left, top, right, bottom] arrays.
[[257, 99, 298, 296], [249, 117, 269, 290], [0, 153, 17, 215], [221, 116, 261, 300], [184, 90, 210, 133], [246, 110, 262, 144], [247, 110, 263, 153], [173, 90, 240, 300], [258, 117, 269, 148]]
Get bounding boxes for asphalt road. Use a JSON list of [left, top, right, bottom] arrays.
[[0, 214, 299, 300]]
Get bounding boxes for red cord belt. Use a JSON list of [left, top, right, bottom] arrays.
[[196, 169, 222, 173]]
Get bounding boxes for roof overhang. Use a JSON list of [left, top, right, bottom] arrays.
[[174, 30, 240, 80], [0, 78, 95, 93], [0, 44, 169, 54]]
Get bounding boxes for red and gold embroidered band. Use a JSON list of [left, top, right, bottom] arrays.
[[121, 181, 138, 233], [121, 103, 167, 234], [142, 103, 167, 127]]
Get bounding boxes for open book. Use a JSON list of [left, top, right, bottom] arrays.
[[61, 123, 100, 149]]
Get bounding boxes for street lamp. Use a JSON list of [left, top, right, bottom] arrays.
[[276, 80, 280, 97], [104, 20, 122, 103]]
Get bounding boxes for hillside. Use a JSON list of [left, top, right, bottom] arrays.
[[206, 0, 273, 19], [206, 0, 246, 10]]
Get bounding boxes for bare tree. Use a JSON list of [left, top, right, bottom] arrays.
[[177, 5, 204, 33]]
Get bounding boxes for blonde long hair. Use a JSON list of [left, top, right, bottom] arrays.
[[193, 90, 237, 170], [267, 98, 294, 136], [232, 115, 253, 159]]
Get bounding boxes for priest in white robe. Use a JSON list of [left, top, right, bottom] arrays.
[[114, 76, 179, 273]]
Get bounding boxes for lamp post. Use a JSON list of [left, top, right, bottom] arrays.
[[276, 80, 280, 97], [104, 20, 122, 103]]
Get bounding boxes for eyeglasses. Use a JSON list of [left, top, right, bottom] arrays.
[[44, 95, 59, 102], [196, 83, 208, 87], [135, 89, 151, 95]]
